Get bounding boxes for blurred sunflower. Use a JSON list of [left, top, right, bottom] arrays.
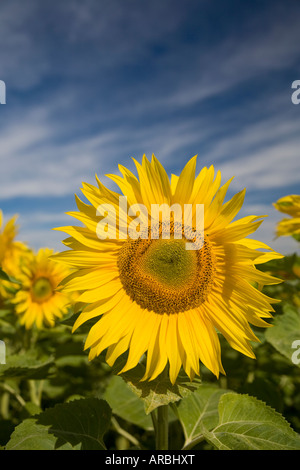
[[53, 155, 282, 384], [12, 248, 73, 329], [273, 195, 300, 240], [0, 211, 31, 302]]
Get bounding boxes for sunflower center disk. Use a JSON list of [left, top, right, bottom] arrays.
[[142, 239, 196, 287], [32, 277, 53, 303], [118, 235, 215, 314]]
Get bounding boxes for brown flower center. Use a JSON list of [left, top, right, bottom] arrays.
[[118, 229, 215, 314], [32, 277, 53, 303]]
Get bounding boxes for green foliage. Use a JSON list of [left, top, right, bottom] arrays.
[[104, 375, 154, 430], [176, 384, 229, 448], [176, 386, 300, 450], [0, 268, 9, 282], [1, 253, 300, 450], [265, 303, 300, 367], [0, 353, 55, 380], [0, 267, 21, 285], [6, 398, 111, 450], [202, 393, 300, 450], [121, 364, 201, 414]]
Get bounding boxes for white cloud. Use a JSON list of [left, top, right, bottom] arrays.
[[204, 117, 300, 191], [0, 1, 50, 90]]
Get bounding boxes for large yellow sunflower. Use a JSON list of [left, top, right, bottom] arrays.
[[53, 155, 282, 384], [12, 248, 73, 329]]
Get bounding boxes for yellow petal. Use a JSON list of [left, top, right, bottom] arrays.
[[173, 155, 197, 204], [77, 278, 122, 303], [73, 289, 125, 331]]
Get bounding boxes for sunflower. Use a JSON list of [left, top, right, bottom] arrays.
[[12, 248, 73, 329], [53, 155, 282, 384], [0, 211, 31, 276], [0, 211, 31, 301], [273, 195, 300, 240]]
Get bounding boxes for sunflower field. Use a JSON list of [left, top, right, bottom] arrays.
[[0, 157, 300, 452]]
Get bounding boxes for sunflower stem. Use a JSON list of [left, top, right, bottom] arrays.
[[111, 416, 140, 448], [155, 404, 169, 450], [150, 408, 158, 434]]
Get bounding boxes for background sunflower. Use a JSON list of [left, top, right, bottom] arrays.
[[0, 212, 31, 303], [274, 195, 300, 241], [12, 248, 73, 329]]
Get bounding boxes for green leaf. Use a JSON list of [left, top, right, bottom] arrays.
[[0, 420, 15, 447], [104, 375, 153, 430], [0, 268, 10, 281], [121, 364, 201, 414], [0, 353, 55, 379], [202, 393, 300, 450], [0, 267, 21, 285], [176, 384, 229, 449], [6, 398, 112, 450], [6, 418, 71, 450], [265, 303, 300, 368]]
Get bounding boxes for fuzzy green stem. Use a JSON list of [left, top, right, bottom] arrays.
[[0, 383, 26, 409], [156, 404, 169, 450], [28, 380, 43, 407], [111, 416, 140, 448]]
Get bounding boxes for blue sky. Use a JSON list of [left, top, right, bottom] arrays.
[[0, 0, 299, 254]]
